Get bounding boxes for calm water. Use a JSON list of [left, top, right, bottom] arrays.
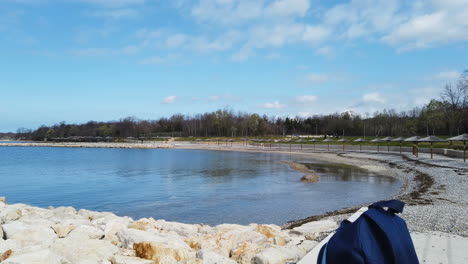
[[0, 147, 400, 225]]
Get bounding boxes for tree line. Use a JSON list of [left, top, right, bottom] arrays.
[[15, 70, 468, 141]]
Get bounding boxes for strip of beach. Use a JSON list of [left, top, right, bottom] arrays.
[[1, 141, 467, 263]]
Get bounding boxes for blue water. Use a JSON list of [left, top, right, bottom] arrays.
[[0, 147, 400, 225]]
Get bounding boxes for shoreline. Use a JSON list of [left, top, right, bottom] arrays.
[[1, 141, 467, 230], [1, 141, 467, 262]]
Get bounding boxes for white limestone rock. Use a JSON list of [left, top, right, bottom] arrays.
[[292, 220, 337, 240], [254, 242, 309, 264], [133, 241, 196, 263], [297, 240, 318, 253], [0, 207, 23, 224], [51, 237, 119, 264], [67, 225, 104, 240], [53, 207, 77, 216], [2, 249, 67, 264], [0, 239, 18, 255], [117, 228, 190, 250], [110, 255, 154, 264], [230, 242, 262, 264], [51, 224, 75, 238], [153, 220, 201, 238], [196, 249, 237, 264], [2, 221, 57, 248], [254, 247, 291, 264], [94, 216, 132, 244]]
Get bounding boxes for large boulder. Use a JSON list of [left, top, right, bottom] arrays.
[[67, 225, 104, 240], [2, 221, 57, 248], [51, 237, 119, 264], [2, 249, 67, 264], [0, 207, 23, 224], [94, 216, 132, 244], [110, 255, 154, 264], [51, 224, 75, 238], [117, 228, 190, 250], [152, 220, 201, 238], [255, 225, 290, 246], [254, 241, 315, 264], [292, 220, 337, 240], [184, 234, 223, 256], [133, 242, 196, 263], [196, 249, 237, 264], [230, 242, 262, 264], [0, 240, 18, 257]]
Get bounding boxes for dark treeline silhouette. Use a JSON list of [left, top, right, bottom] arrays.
[[15, 70, 468, 141]]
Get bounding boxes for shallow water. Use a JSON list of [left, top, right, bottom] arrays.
[[0, 147, 400, 225]]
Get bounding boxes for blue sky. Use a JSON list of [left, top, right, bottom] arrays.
[[1, 0, 467, 132]]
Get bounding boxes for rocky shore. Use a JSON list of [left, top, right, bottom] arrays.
[[1, 141, 467, 263], [0, 197, 339, 264]]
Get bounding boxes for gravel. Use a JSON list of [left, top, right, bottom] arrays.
[[305, 151, 468, 237]]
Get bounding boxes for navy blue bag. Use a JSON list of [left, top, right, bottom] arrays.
[[317, 200, 419, 264]]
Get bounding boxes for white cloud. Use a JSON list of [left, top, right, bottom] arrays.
[[265, 52, 281, 60], [362, 92, 386, 103], [315, 46, 333, 57], [261, 101, 286, 109], [297, 111, 312, 118], [207, 95, 242, 102], [91, 8, 139, 19], [75, 0, 146, 7], [296, 95, 318, 104], [163, 96, 177, 104], [409, 86, 440, 106], [165, 34, 188, 48], [208, 95, 220, 101], [302, 25, 330, 44], [382, 6, 468, 51], [324, 0, 404, 39], [69, 47, 112, 56], [191, 0, 310, 25], [435, 70, 460, 80], [305, 73, 329, 83]]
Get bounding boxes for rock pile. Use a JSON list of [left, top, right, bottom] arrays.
[[0, 197, 337, 264]]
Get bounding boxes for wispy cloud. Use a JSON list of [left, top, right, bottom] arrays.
[[162, 95, 177, 104], [362, 92, 386, 103], [435, 70, 460, 81], [261, 101, 286, 109], [296, 95, 318, 104], [90, 8, 139, 19], [191, 0, 310, 25], [305, 73, 330, 83], [75, 0, 146, 7]]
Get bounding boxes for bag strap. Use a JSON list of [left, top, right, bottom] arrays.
[[370, 200, 404, 214]]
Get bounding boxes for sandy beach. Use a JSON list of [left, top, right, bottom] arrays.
[[1, 141, 467, 263]]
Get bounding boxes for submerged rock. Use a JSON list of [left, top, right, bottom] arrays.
[[300, 174, 320, 183]]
